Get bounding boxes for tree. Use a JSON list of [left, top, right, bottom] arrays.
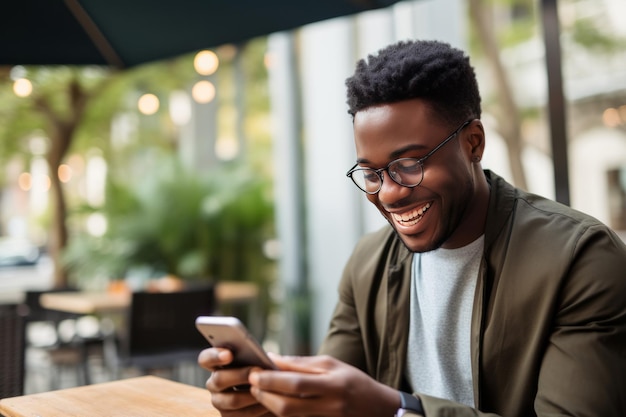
[[468, 0, 529, 190], [467, 0, 626, 193], [0, 57, 197, 287], [1, 67, 118, 286]]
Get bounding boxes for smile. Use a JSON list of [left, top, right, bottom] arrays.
[[391, 202, 431, 226]]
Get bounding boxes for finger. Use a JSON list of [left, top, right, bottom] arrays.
[[211, 390, 264, 412], [249, 369, 336, 397], [215, 399, 273, 417], [207, 366, 255, 392], [269, 354, 334, 374], [198, 347, 234, 370], [251, 385, 342, 417]]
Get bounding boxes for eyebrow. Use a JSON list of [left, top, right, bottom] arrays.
[[356, 143, 429, 165]]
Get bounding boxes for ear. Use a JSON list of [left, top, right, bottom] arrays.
[[463, 119, 485, 163]]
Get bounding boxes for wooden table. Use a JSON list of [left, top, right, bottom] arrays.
[[40, 281, 259, 314], [0, 376, 219, 417], [39, 281, 262, 337]]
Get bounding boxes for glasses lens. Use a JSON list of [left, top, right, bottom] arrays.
[[388, 159, 423, 187], [351, 168, 381, 193]]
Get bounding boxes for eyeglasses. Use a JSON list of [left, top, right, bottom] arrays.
[[346, 120, 472, 194]]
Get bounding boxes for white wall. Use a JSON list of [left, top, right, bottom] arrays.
[[299, 19, 363, 350], [570, 128, 626, 225]]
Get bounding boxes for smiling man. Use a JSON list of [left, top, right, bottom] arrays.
[[199, 40, 626, 417]]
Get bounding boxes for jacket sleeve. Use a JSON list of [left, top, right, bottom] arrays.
[[316, 226, 398, 372], [532, 225, 626, 416], [317, 241, 368, 370]]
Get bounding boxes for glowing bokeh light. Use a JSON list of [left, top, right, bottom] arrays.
[[194, 50, 219, 75], [13, 78, 33, 97], [169, 90, 192, 126], [215, 136, 239, 160], [264, 52, 275, 70], [191, 80, 216, 104], [602, 108, 621, 128], [86, 213, 108, 237], [58, 164, 73, 183], [18, 172, 32, 191], [138, 93, 160, 115]]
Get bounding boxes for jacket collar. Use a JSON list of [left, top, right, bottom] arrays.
[[483, 170, 517, 253]]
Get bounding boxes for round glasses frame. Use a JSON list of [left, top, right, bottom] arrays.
[[346, 120, 472, 194]]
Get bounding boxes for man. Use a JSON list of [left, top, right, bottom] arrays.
[[199, 39, 626, 416]]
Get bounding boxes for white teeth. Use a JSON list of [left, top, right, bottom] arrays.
[[392, 203, 431, 226]]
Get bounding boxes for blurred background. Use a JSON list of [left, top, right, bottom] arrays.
[[1, 0, 625, 395]]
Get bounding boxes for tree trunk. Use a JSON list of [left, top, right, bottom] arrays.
[[46, 127, 73, 288], [36, 78, 89, 288], [468, 0, 528, 191]]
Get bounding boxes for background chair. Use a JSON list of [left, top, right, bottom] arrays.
[[23, 288, 106, 389], [0, 303, 26, 398], [113, 285, 215, 383]]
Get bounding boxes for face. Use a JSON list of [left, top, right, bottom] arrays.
[[352, 99, 488, 252]]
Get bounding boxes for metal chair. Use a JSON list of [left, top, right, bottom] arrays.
[[0, 303, 26, 398], [113, 285, 215, 381], [23, 288, 106, 389]]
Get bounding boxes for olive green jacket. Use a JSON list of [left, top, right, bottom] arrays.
[[319, 171, 626, 417]]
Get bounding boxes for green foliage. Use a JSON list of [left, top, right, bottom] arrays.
[[0, 72, 47, 168], [0, 56, 199, 173], [62, 153, 275, 289], [242, 38, 271, 113], [571, 18, 625, 52], [1, 39, 273, 296], [1, 67, 112, 141], [498, 17, 536, 46]]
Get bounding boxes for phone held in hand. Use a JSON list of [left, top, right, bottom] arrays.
[[195, 315, 278, 370]]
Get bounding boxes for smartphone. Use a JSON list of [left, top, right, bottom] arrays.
[[195, 315, 277, 370]]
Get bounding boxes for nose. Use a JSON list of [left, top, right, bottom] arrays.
[[376, 172, 412, 205]]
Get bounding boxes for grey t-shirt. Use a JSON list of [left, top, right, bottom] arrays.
[[405, 235, 484, 407]]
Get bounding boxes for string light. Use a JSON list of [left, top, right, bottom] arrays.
[[191, 81, 216, 104], [58, 164, 73, 183], [138, 93, 160, 115], [13, 78, 33, 97], [194, 50, 219, 75]]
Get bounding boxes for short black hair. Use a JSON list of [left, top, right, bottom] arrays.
[[346, 40, 481, 126]]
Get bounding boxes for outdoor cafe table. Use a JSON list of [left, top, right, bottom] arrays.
[[0, 375, 219, 417], [39, 280, 262, 337], [39, 281, 260, 315]]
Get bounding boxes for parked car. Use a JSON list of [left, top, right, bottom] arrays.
[[0, 237, 54, 304]]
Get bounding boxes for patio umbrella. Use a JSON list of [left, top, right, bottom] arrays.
[[1, 0, 401, 68]]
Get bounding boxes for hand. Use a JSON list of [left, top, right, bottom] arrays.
[[198, 347, 274, 417], [248, 354, 400, 417]]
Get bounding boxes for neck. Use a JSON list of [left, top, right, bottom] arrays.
[[441, 168, 490, 249]]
